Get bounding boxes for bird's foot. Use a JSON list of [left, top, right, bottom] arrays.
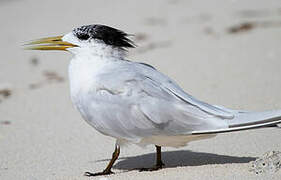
[[138, 161, 165, 172], [84, 169, 114, 177]]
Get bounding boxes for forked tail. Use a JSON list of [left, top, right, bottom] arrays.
[[192, 110, 281, 135]]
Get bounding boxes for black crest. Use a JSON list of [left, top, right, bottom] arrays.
[[73, 24, 135, 49]]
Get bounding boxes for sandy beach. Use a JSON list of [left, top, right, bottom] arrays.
[[0, 0, 281, 179]]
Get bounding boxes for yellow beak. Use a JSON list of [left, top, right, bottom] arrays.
[[24, 35, 77, 51]]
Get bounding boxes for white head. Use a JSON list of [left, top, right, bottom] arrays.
[[25, 24, 135, 59]]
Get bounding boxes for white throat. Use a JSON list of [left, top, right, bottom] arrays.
[[67, 43, 126, 106], [64, 31, 128, 101], [70, 43, 126, 60]]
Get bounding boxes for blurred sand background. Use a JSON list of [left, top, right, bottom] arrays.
[[0, 0, 281, 179]]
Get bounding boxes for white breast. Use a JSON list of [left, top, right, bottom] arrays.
[[68, 54, 108, 105]]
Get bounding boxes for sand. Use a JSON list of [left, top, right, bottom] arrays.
[[0, 0, 281, 179]]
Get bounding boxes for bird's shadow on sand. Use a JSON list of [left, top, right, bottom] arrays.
[[98, 150, 256, 170]]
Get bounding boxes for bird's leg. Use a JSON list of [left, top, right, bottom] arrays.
[[156, 145, 165, 168], [84, 145, 120, 177], [139, 145, 165, 172]]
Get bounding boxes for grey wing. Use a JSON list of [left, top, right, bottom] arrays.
[[87, 62, 232, 140], [134, 62, 235, 119], [135, 74, 231, 135]]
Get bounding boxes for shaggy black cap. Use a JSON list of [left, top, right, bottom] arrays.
[[73, 24, 135, 49]]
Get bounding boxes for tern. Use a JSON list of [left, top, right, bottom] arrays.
[[25, 24, 281, 176]]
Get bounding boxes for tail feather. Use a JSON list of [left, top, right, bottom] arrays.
[[192, 110, 281, 135]]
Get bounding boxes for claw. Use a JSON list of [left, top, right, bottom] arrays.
[[138, 160, 165, 172], [138, 166, 162, 172], [84, 170, 114, 177], [138, 164, 164, 172]]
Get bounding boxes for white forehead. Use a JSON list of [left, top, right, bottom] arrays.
[[62, 32, 81, 45]]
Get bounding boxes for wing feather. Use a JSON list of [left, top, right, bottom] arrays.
[[135, 62, 234, 119], [80, 61, 231, 141]]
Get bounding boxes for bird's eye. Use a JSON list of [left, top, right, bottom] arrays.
[[77, 33, 90, 40]]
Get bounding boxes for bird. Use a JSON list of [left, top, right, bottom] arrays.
[[25, 24, 281, 177]]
